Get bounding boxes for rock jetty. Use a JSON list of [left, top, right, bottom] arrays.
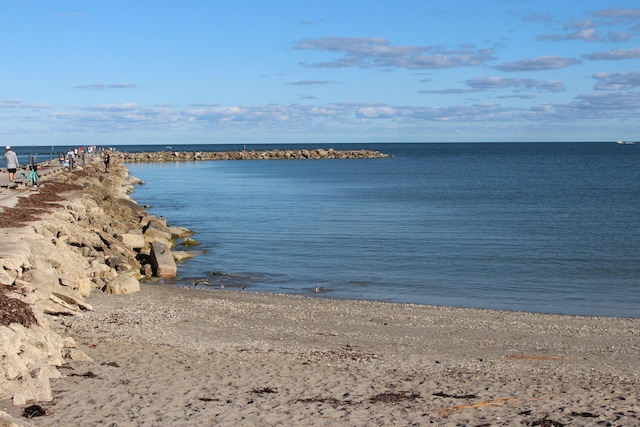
[[114, 147, 389, 163], [0, 160, 192, 411]]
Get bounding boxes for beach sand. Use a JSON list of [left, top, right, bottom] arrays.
[[5, 283, 639, 426]]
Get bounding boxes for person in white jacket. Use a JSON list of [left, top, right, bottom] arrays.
[[4, 146, 19, 183]]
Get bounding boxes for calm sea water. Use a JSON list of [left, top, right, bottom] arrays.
[[123, 142, 640, 318]]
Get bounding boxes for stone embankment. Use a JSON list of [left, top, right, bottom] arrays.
[[0, 160, 193, 412], [114, 147, 389, 163]]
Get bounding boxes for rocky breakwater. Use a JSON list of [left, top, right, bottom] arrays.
[[0, 160, 193, 412], [115, 147, 389, 163]]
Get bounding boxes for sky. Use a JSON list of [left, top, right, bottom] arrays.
[[1, 0, 640, 146]]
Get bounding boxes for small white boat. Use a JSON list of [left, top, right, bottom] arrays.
[[616, 140, 636, 145]]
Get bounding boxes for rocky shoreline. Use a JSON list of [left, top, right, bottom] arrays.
[[0, 147, 388, 413], [113, 147, 389, 162], [0, 148, 387, 419], [0, 160, 192, 411]]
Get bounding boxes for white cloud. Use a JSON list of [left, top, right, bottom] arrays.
[[583, 47, 640, 61], [593, 72, 640, 90], [295, 37, 495, 70], [593, 71, 640, 91], [496, 94, 537, 100], [592, 8, 640, 22], [535, 8, 640, 43], [0, 99, 52, 109], [495, 56, 581, 72], [81, 103, 141, 112], [74, 83, 139, 90], [356, 106, 398, 119], [465, 77, 564, 92]]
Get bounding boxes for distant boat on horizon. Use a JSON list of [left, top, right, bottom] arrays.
[[616, 140, 636, 145]]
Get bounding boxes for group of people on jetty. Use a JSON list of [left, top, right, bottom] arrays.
[[2, 145, 114, 186]]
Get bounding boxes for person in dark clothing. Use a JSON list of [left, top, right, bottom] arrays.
[[104, 150, 111, 172]]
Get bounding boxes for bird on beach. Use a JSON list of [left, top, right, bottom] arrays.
[[192, 279, 209, 286]]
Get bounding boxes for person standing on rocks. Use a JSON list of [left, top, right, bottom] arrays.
[[4, 145, 19, 183], [104, 149, 111, 172]]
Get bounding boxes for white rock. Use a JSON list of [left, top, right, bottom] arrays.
[[105, 274, 141, 295], [118, 232, 145, 249]]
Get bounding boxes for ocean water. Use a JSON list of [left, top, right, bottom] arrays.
[[124, 142, 640, 318]]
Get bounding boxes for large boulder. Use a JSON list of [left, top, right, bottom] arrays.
[[150, 242, 177, 278], [104, 274, 141, 295]]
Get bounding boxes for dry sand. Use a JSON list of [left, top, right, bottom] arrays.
[[4, 283, 639, 426]]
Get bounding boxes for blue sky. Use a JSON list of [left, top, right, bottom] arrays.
[[2, 0, 640, 146]]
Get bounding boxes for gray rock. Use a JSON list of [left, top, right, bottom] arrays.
[[150, 242, 177, 278]]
